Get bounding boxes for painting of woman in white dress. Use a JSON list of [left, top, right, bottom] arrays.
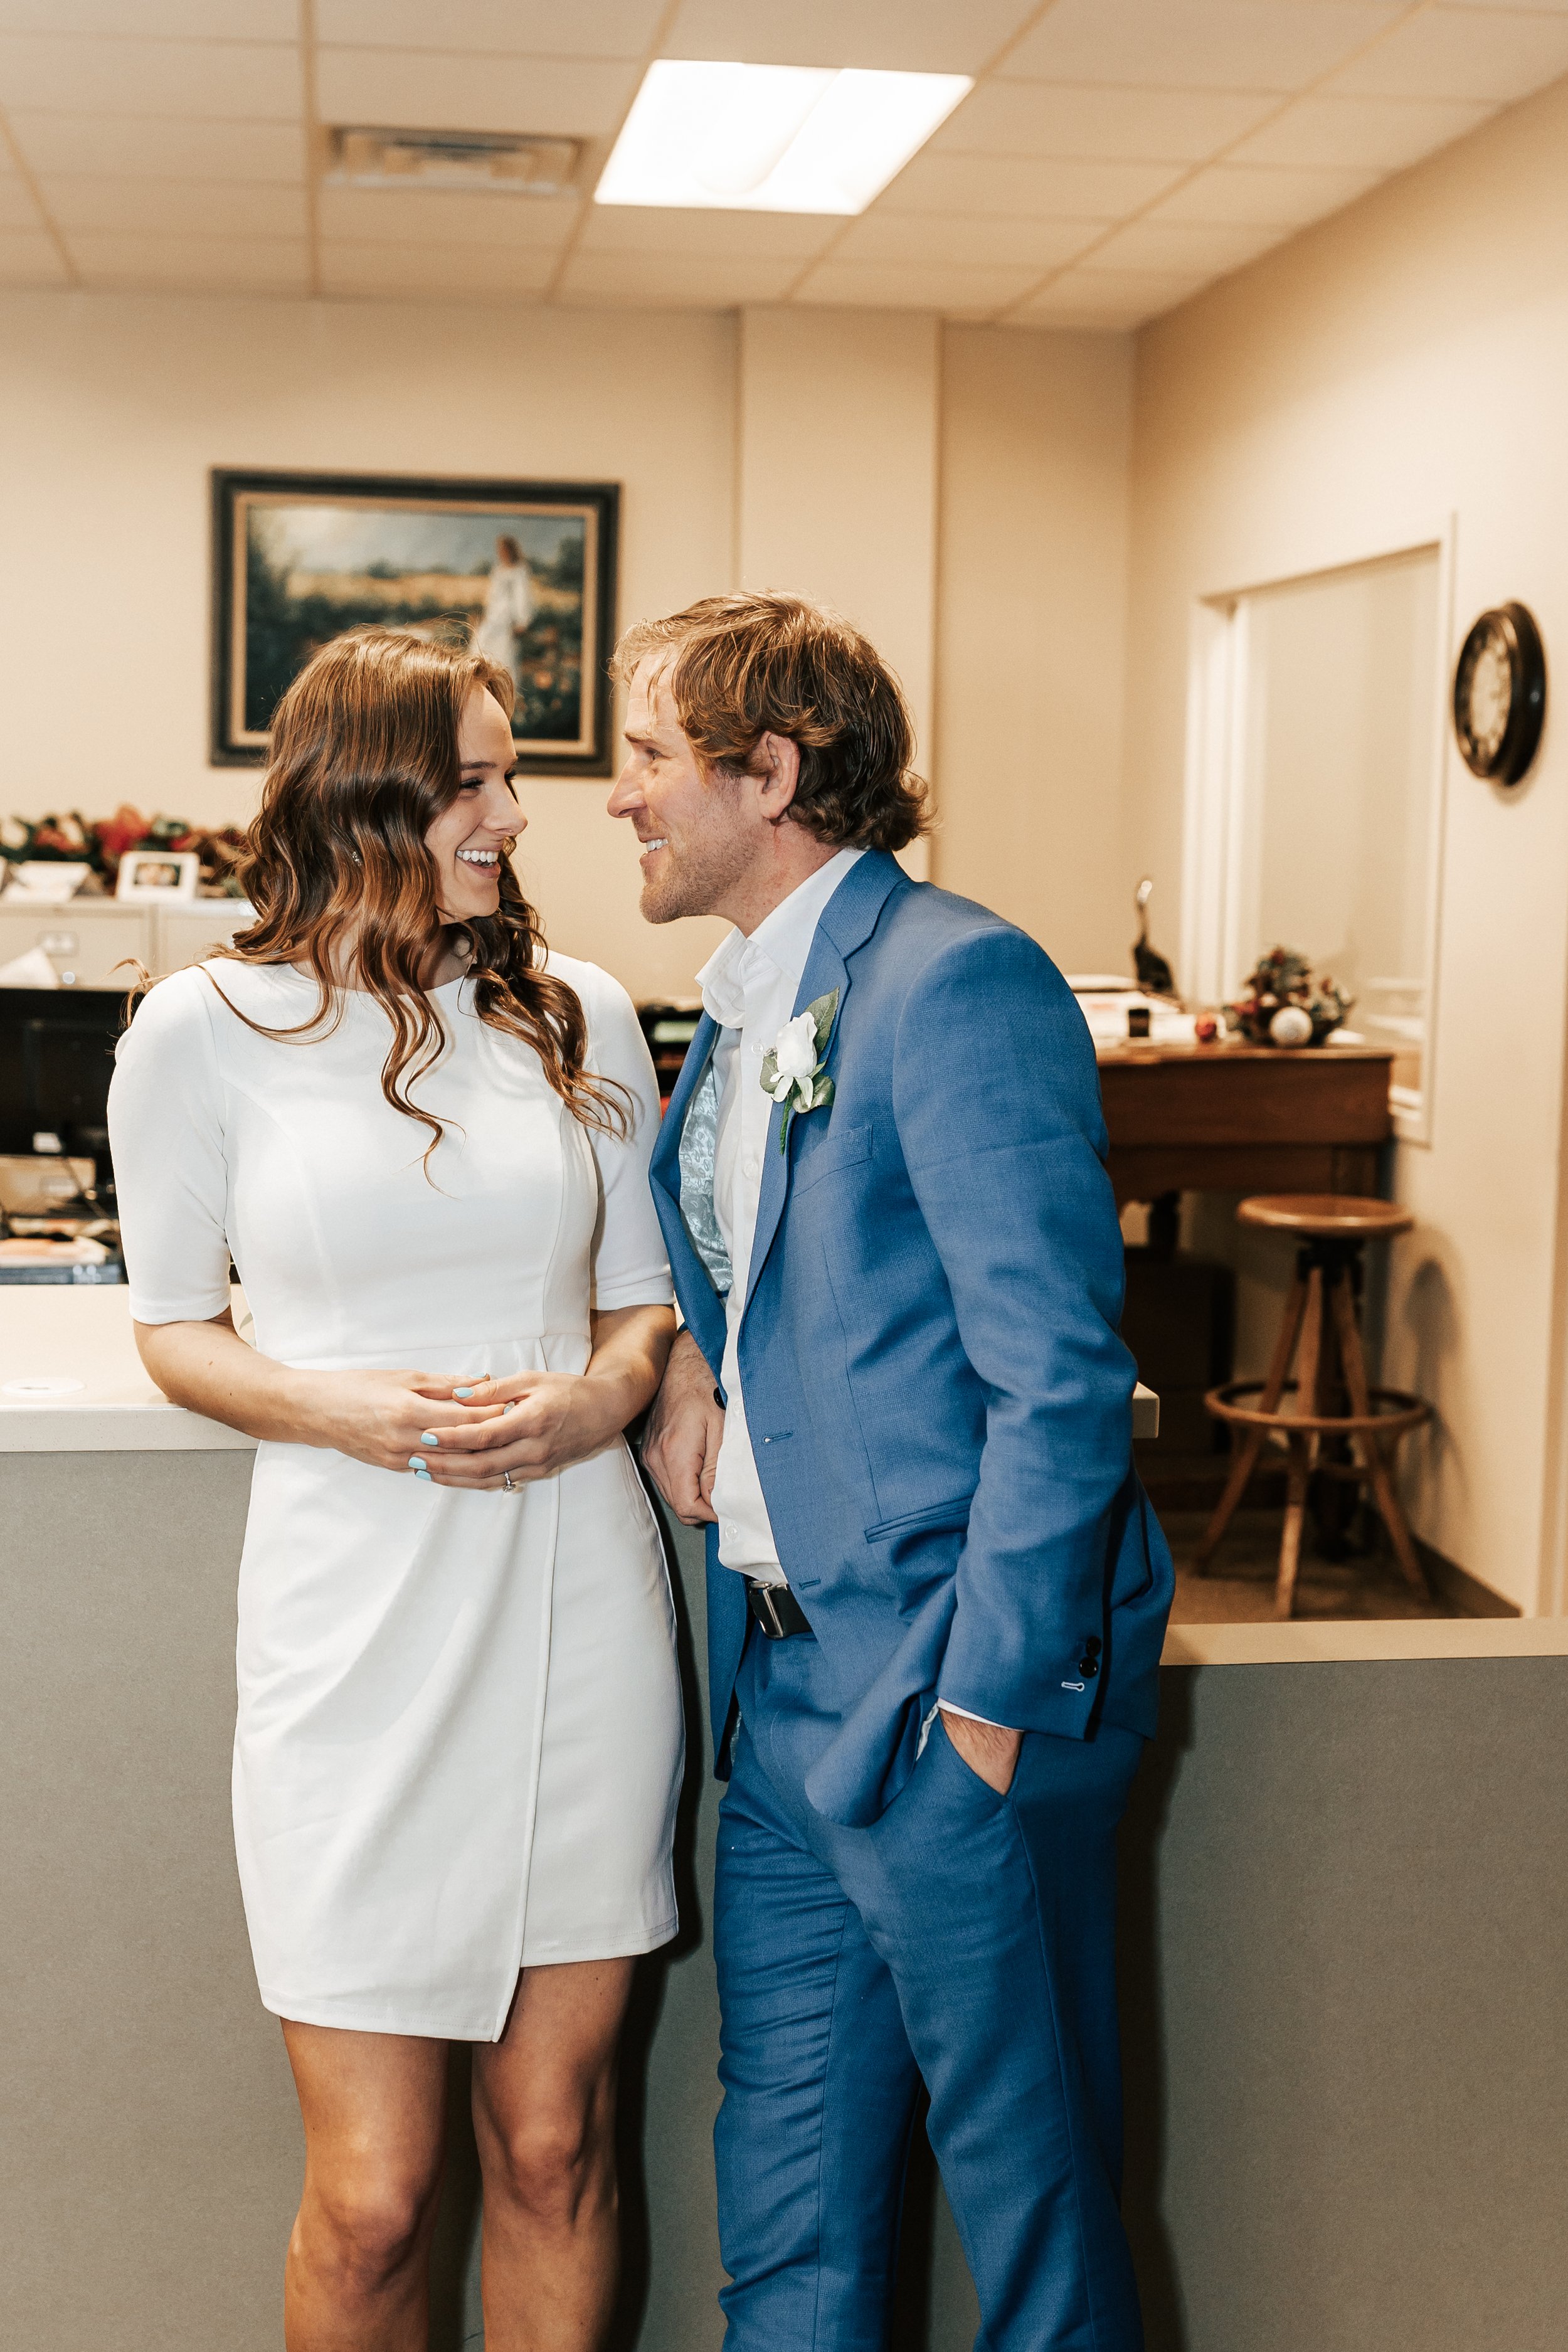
[[109, 627, 679, 2348], [213, 467, 618, 775], [474, 531, 537, 689]]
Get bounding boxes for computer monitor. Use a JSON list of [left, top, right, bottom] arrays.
[[0, 987, 126, 1170]]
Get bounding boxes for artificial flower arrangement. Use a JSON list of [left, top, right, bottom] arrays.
[[0, 806, 250, 897], [1224, 945, 1353, 1048]]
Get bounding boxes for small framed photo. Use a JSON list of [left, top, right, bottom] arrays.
[[115, 850, 201, 903]]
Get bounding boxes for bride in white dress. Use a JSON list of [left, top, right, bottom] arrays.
[[107, 628, 682, 2352]]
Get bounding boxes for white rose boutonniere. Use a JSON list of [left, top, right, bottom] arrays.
[[760, 988, 839, 1150]]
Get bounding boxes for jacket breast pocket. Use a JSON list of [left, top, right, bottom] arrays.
[[793, 1122, 872, 1195]]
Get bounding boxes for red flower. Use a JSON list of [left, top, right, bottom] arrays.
[[92, 805, 154, 868]]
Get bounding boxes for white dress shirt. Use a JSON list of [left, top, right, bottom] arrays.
[[696, 848, 864, 1586]]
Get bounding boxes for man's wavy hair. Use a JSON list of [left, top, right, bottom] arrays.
[[611, 593, 929, 853]]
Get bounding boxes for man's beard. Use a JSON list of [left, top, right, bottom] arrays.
[[638, 802, 753, 924]]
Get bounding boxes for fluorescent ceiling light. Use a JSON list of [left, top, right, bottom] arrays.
[[595, 60, 972, 216]]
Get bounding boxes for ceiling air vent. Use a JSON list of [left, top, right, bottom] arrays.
[[329, 127, 581, 196]]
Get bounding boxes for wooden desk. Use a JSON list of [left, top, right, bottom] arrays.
[[1097, 1041, 1394, 1205]]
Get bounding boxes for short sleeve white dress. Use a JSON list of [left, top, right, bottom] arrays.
[[107, 954, 684, 2043]]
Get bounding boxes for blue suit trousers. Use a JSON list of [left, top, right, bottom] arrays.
[[714, 1626, 1147, 2351]]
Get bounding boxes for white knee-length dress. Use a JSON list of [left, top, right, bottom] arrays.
[[108, 954, 683, 2042]]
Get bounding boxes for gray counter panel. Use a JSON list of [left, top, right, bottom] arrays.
[[3, 1454, 1564, 2351]]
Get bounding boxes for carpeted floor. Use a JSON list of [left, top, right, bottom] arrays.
[[1162, 1506, 1467, 1622]]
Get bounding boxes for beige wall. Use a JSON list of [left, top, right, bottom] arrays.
[[936, 326, 1134, 972], [0, 292, 1137, 997], [1124, 73, 1568, 1612], [0, 289, 738, 999], [738, 305, 940, 765]]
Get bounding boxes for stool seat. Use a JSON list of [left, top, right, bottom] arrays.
[[1236, 1193, 1414, 1241]]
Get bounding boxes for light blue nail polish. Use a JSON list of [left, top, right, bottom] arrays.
[[409, 1454, 427, 1471], [453, 1387, 475, 1399], [415, 1468, 432, 1482], [420, 1431, 440, 1445]]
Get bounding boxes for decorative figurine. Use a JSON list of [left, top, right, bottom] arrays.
[[1132, 876, 1177, 998]]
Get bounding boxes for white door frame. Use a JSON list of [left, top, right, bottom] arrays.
[[1177, 521, 1458, 1147]]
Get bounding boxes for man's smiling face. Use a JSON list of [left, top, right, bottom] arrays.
[[606, 656, 760, 925]]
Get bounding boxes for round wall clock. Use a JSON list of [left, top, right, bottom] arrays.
[[1452, 601, 1547, 786]]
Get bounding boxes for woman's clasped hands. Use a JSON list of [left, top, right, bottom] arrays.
[[309, 1365, 623, 1489], [405, 1368, 630, 1489]]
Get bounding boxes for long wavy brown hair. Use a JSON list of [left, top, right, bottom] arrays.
[[207, 628, 623, 1158]]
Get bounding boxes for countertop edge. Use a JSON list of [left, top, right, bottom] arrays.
[[0, 1406, 255, 1452], [1161, 1618, 1568, 1665]]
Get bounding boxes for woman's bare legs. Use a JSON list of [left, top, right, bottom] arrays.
[[471, 1959, 638, 2352], [280, 2021, 448, 2351], [278, 1958, 634, 2351]]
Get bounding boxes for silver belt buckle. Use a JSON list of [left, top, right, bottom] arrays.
[[752, 1582, 786, 1640]]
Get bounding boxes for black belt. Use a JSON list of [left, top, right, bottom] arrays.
[[746, 1580, 813, 1640]]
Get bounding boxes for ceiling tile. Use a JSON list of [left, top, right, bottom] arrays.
[[555, 251, 802, 305], [1085, 216, 1283, 275], [315, 48, 638, 138], [662, 0, 1036, 75], [0, 172, 42, 229], [318, 185, 578, 249], [6, 111, 307, 180], [830, 209, 1106, 270], [318, 0, 664, 57], [0, 33, 300, 119], [66, 230, 309, 290], [42, 174, 307, 236], [1230, 92, 1495, 169], [935, 81, 1279, 162], [1325, 6, 1568, 102], [0, 3, 297, 30], [793, 256, 1039, 314], [1002, 0, 1408, 93], [1014, 266, 1209, 326], [0, 222, 65, 283], [1148, 161, 1380, 228], [320, 240, 556, 297], [577, 204, 839, 258], [876, 150, 1185, 218]]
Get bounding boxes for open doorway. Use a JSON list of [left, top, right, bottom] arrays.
[[1182, 541, 1448, 1137]]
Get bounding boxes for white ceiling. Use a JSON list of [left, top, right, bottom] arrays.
[[1, 0, 1565, 328]]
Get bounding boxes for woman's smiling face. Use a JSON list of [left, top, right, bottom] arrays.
[[426, 684, 524, 924]]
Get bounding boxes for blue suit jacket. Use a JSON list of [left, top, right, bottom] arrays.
[[649, 851, 1174, 1829]]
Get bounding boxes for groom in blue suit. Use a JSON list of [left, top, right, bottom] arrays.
[[612, 594, 1173, 2351]]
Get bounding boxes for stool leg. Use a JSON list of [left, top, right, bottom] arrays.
[[1194, 1270, 1311, 1571], [1276, 1435, 1311, 1619], [1329, 1272, 1432, 1599], [1272, 1269, 1325, 1619]]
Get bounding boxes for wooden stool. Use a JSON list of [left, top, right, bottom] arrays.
[[1195, 1195, 1432, 1619]]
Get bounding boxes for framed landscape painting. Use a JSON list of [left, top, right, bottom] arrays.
[[211, 468, 619, 774]]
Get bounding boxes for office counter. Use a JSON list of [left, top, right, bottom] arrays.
[[2, 1294, 1564, 2352]]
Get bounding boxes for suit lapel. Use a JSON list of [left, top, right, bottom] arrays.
[[650, 1014, 729, 1363], [742, 932, 847, 1315], [741, 850, 907, 1320]]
